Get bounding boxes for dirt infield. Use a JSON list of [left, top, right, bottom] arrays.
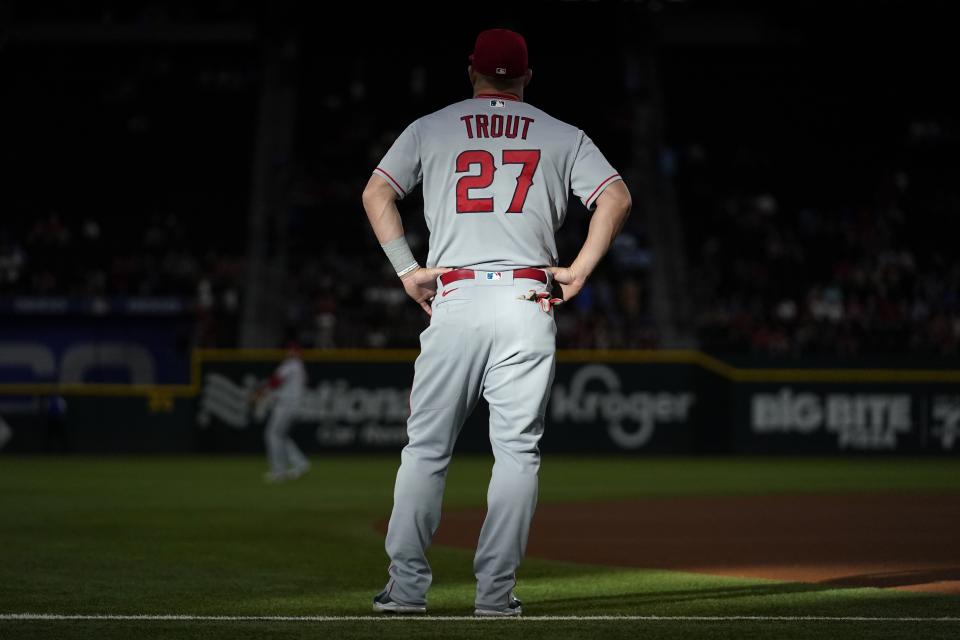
[[426, 494, 960, 595]]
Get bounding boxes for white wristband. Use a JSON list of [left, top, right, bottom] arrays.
[[381, 236, 419, 277], [396, 263, 419, 278]]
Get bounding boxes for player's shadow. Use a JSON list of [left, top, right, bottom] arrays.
[[534, 568, 960, 611], [818, 568, 960, 589], [533, 581, 831, 610]]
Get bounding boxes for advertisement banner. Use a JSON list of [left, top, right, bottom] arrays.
[[2, 349, 957, 455], [193, 360, 706, 454], [0, 317, 193, 385], [546, 363, 701, 452], [737, 385, 960, 453], [194, 361, 415, 453]]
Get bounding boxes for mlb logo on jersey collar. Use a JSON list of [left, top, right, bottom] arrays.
[[489, 99, 505, 108]]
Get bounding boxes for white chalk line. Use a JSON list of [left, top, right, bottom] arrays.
[[2, 614, 959, 623]]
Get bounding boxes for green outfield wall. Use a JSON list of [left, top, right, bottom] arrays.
[[0, 349, 957, 454]]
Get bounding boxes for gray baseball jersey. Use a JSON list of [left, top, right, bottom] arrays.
[[374, 93, 621, 270], [274, 356, 306, 405]]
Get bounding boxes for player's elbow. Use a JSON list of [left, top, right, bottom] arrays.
[[599, 181, 632, 218], [362, 175, 396, 213], [619, 188, 633, 219], [361, 181, 379, 212]]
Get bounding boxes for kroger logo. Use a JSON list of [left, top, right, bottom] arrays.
[[550, 364, 695, 449]]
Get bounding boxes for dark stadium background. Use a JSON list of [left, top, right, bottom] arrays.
[[4, 0, 957, 354], [0, 0, 958, 456], [2, 4, 960, 639]]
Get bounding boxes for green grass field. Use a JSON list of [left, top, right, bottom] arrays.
[[2, 455, 959, 639]]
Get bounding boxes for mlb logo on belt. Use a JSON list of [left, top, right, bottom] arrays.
[[486, 272, 502, 280]]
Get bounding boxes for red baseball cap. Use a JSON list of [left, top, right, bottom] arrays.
[[469, 29, 528, 79]]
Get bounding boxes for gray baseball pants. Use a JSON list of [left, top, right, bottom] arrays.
[[380, 269, 556, 610], [264, 403, 308, 475]]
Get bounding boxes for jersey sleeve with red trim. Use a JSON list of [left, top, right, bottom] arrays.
[[373, 121, 422, 199], [570, 131, 622, 211]]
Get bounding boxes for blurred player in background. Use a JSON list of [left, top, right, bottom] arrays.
[[251, 342, 310, 483]]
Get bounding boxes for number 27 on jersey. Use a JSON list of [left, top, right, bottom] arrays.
[[455, 149, 541, 214]]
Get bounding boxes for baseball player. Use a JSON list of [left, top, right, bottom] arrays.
[[361, 29, 631, 615], [252, 342, 310, 483]]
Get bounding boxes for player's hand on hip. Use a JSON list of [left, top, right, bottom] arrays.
[[547, 266, 586, 304], [401, 267, 453, 316]]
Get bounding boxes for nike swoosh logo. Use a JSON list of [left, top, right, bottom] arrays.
[[441, 288, 459, 297]]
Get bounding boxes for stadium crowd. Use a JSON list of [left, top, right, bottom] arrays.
[[3, 21, 957, 357], [680, 153, 959, 357], [4, 144, 956, 357]]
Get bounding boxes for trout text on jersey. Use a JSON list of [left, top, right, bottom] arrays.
[[460, 114, 535, 140]]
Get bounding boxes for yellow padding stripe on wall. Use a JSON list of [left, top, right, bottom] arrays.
[[1, 348, 958, 397]]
